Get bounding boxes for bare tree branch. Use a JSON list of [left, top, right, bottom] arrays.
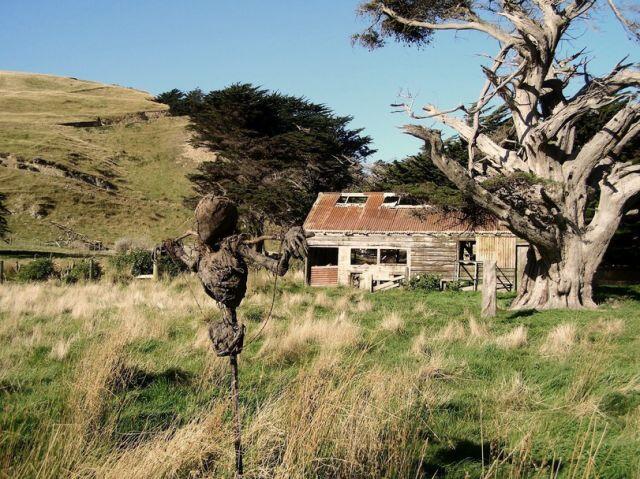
[[420, 104, 529, 172], [379, 5, 517, 46], [403, 124, 557, 249], [607, 0, 640, 42], [567, 102, 640, 186]]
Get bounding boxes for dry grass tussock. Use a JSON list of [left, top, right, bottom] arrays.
[[586, 317, 625, 339], [494, 372, 537, 411], [93, 402, 232, 479], [244, 360, 435, 478], [49, 335, 77, 360], [258, 310, 361, 363], [468, 316, 490, 341], [495, 325, 528, 350], [0, 280, 208, 321], [380, 311, 404, 332], [435, 321, 466, 342], [540, 323, 577, 357]]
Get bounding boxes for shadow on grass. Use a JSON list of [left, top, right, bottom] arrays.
[[414, 439, 563, 478], [506, 309, 537, 319], [594, 284, 640, 304], [113, 365, 193, 392]]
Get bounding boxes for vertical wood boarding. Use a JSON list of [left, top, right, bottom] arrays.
[[476, 236, 517, 268]]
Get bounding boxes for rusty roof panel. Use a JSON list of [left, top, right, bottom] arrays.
[[303, 192, 509, 233]]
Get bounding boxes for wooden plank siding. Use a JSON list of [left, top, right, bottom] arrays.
[[410, 237, 458, 278], [307, 232, 518, 287], [476, 236, 517, 268]]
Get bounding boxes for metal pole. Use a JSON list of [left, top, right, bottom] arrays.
[[0, 260, 3, 284], [229, 353, 243, 478]]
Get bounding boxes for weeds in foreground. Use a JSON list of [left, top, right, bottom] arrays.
[[0, 280, 638, 477]]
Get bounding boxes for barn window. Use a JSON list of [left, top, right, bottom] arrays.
[[382, 195, 400, 206], [350, 248, 377, 265], [381, 194, 420, 207], [380, 249, 407, 264], [336, 194, 368, 206], [458, 240, 476, 261]]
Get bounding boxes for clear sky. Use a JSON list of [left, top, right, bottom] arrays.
[[1, 0, 636, 162]]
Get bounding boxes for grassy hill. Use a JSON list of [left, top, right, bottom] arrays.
[[0, 71, 203, 251]]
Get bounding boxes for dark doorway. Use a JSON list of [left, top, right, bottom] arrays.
[[308, 247, 339, 286], [309, 247, 338, 266], [458, 240, 476, 261]]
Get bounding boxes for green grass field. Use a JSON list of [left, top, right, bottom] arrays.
[[1, 271, 638, 478], [0, 71, 198, 250]]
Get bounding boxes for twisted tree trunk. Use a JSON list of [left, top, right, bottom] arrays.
[[513, 242, 595, 310]]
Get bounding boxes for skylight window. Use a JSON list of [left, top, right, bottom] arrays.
[[381, 194, 420, 207], [336, 194, 368, 206]]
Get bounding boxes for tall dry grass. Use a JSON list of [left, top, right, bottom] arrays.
[[258, 310, 362, 363]]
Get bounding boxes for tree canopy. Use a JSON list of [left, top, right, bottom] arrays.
[[355, 0, 639, 309], [157, 84, 374, 234]]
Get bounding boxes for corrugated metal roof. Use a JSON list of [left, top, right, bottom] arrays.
[[303, 192, 509, 233]]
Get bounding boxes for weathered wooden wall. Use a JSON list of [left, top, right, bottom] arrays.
[[308, 232, 518, 286], [476, 235, 517, 268]]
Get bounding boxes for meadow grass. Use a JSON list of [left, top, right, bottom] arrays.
[[0, 273, 639, 478]]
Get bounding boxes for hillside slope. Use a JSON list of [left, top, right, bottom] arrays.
[[0, 71, 206, 251]]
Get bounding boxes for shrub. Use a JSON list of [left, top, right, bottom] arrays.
[[407, 274, 441, 292], [110, 249, 188, 279], [63, 259, 102, 283], [158, 255, 189, 277], [16, 258, 56, 282], [110, 249, 153, 277], [446, 280, 463, 292]]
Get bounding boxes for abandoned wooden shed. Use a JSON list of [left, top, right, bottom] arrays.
[[303, 192, 521, 291]]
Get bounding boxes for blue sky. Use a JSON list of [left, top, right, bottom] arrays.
[[1, 0, 636, 162]]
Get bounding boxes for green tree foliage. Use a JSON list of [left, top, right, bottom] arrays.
[[354, 0, 471, 48], [16, 258, 55, 282], [369, 107, 511, 216], [63, 260, 102, 283], [182, 83, 374, 233], [155, 88, 205, 116]]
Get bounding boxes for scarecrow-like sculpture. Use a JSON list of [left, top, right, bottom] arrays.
[[157, 194, 309, 477]]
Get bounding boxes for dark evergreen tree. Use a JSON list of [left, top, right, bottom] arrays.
[[155, 88, 205, 116], [186, 84, 374, 234], [0, 193, 9, 241]]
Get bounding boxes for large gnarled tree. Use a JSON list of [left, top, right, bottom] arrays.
[[356, 0, 640, 309]]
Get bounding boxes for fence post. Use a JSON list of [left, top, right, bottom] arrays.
[[89, 258, 94, 281], [153, 258, 159, 281], [0, 260, 3, 284], [473, 262, 479, 291], [482, 259, 497, 318]]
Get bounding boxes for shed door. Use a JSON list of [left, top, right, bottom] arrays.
[[308, 247, 339, 286]]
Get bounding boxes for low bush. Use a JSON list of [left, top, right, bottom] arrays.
[[110, 249, 188, 280], [158, 255, 190, 277], [63, 260, 102, 283], [446, 280, 463, 292], [16, 258, 56, 282], [407, 273, 441, 292], [110, 249, 153, 277]]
